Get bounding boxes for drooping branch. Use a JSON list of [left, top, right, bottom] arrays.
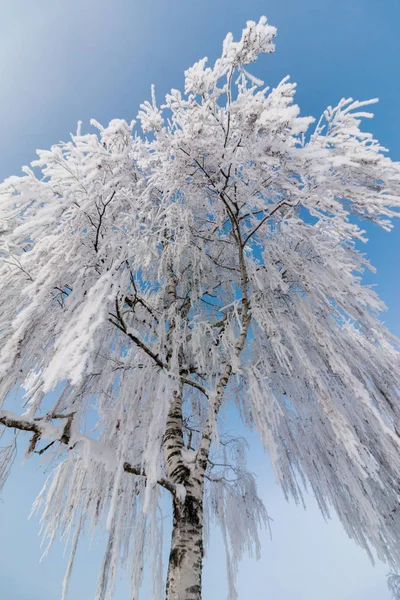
[[1, 253, 33, 281], [0, 410, 177, 495]]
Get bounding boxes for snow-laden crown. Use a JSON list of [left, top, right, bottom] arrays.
[[0, 16, 400, 600]]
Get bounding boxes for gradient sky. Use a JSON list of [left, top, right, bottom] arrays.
[[0, 1, 399, 599]]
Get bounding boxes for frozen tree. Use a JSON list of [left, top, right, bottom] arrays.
[[0, 16, 400, 600]]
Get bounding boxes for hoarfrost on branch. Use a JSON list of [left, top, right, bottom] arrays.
[[0, 15, 400, 600]]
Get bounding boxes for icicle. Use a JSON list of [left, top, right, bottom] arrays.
[[62, 514, 84, 600]]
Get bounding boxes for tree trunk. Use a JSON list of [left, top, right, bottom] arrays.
[[165, 488, 204, 600]]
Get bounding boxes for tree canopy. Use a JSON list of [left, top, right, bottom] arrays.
[[0, 16, 399, 600]]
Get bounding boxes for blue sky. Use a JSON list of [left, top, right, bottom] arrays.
[[0, 1, 399, 599]]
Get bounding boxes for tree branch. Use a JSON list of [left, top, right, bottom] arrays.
[[242, 199, 298, 247], [123, 462, 176, 495], [94, 189, 116, 253], [180, 376, 208, 398], [109, 297, 165, 369], [0, 410, 177, 495], [196, 208, 252, 474]]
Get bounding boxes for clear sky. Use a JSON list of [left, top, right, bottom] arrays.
[[0, 1, 399, 599]]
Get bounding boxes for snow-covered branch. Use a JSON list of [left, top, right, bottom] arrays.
[[0, 409, 177, 495]]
